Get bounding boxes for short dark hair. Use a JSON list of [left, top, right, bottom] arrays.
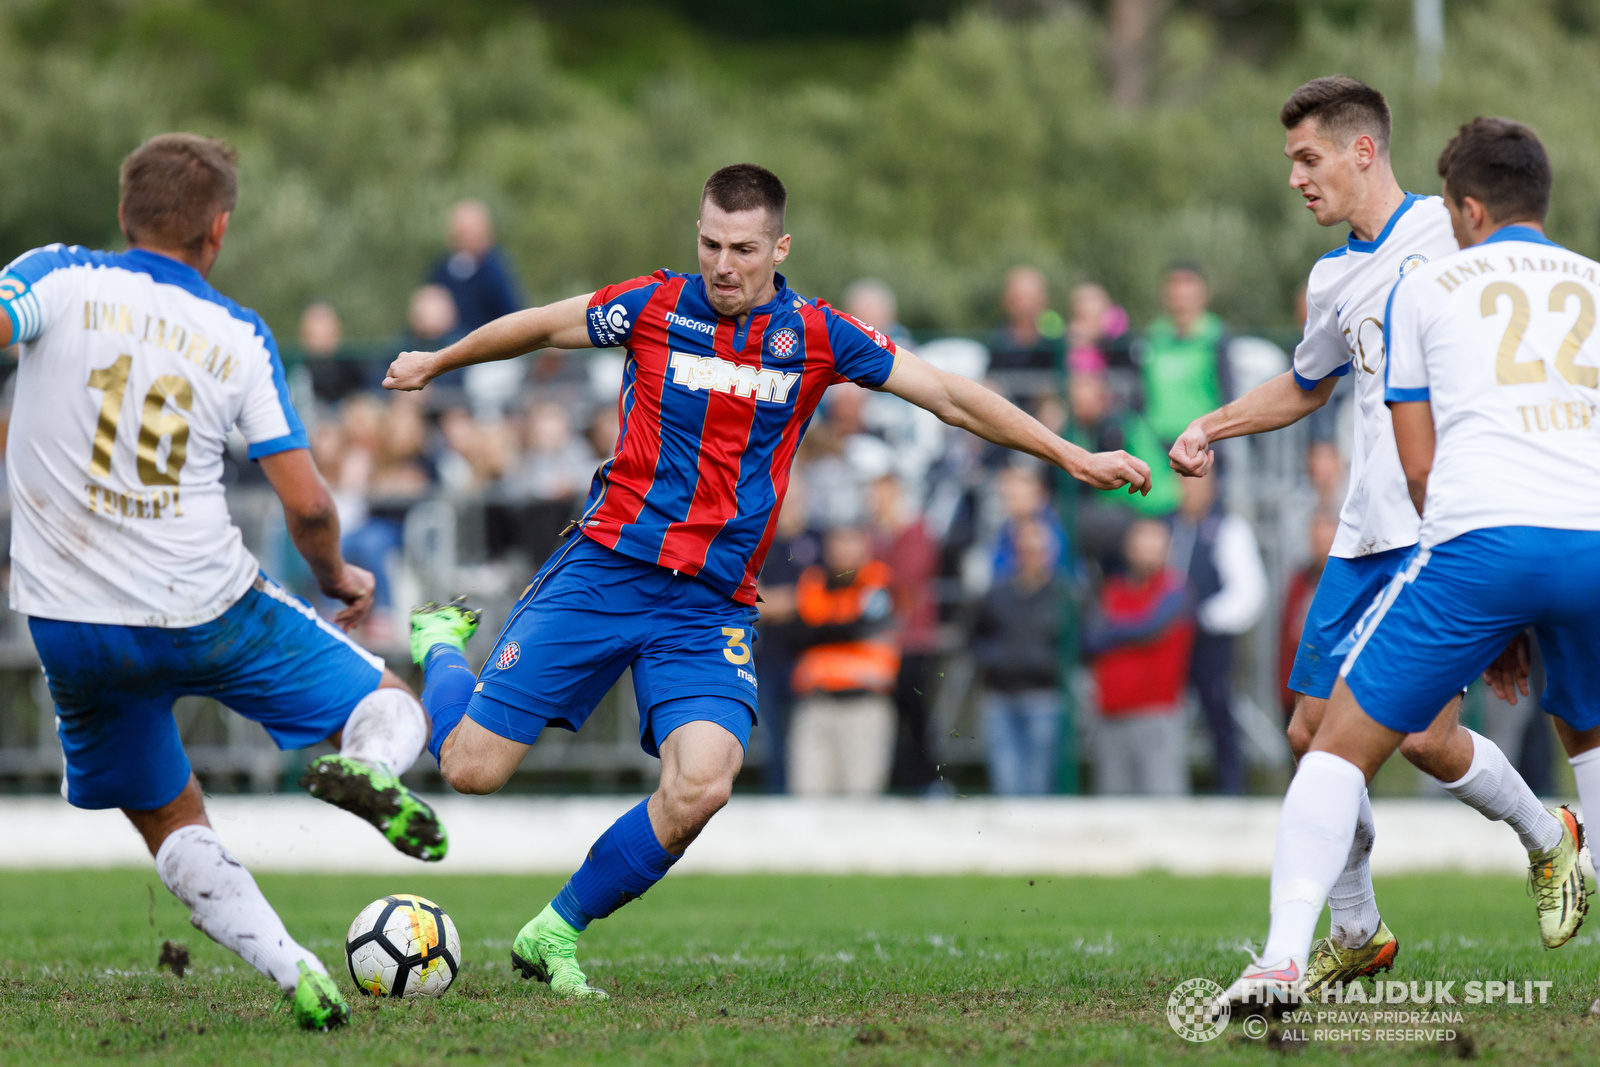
[[119, 133, 240, 251], [701, 163, 787, 236], [1437, 117, 1551, 225], [1279, 76, 1391, 154], [1165, 258, 1205, 280]]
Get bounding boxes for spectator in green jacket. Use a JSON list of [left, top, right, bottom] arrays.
[[1138, 262, 1233, 446]]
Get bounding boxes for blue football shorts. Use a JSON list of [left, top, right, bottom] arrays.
[[1287, 545, 1410, 701], [1340, 527, 1600, 735], [32, 573, 385, 812], [467, 533, 759, 757]]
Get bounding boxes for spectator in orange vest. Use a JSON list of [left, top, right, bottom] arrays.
[[1083, 519, 1195, 795], [788, 524, 901, 796]]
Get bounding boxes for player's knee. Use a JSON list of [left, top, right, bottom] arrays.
[[1286, 719, 1313, 761], [663, 771, 732, 827], [440, 753, 505, 796]]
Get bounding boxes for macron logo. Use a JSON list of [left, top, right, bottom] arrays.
[[669, 352, 799, 403], [666, 312, 716, 337]]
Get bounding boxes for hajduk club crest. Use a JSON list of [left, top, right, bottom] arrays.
[[496, 642, 521, 669], [768, 328, 800, 359]]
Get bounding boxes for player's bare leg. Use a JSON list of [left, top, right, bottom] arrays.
[[407, 597, 536, 797], [514, 720, 745, 999], [125, 776, 348, 1029], [439, 715, 532, 795], [648, 720, 744, 852], [1284, 691, 1325, 762], [300, 668, 447, 860]]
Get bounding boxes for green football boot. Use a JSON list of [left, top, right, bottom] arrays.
[[511, 905, 609, 1000], [1304, 920, 1400, 997], [409, 597, 482, 665], [290, 961, 349, 1031], [299, 754, 448, 862], [1529, 805, 1588, 949]]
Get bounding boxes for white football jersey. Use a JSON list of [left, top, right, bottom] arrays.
[[1294, 194, 1459, 558], [1385, 226, 1600, 546], [0, 246, 307, 626]]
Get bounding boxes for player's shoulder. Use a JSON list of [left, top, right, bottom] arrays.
[[3, 243, 120, 285], [813, 300, 898, 351], [1305, 245, 1351, 291], [591, 269, 694, 331], [593, 269, 683, 303], [1390, 194, 1458, 258]]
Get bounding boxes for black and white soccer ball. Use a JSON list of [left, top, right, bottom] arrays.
[[345, 894, 461, 998]]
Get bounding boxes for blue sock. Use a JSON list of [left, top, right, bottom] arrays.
[[421, 644, 477, 764], [551, 799, 678, 930]]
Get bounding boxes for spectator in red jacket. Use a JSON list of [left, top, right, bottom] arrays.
[[868, 473, 942, 792], [1083, 519, 1195, 795]]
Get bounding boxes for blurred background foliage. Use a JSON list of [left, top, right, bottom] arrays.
[[2, 0, 1600, 337]]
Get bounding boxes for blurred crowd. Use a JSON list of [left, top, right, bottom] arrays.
[[232, 200, 1545, 798]]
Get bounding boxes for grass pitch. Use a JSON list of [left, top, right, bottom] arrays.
[[3, 868, 1598, 1064]]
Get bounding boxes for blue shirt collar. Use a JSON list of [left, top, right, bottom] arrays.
[[123, 247, 211, 290], [1479, 224, 1563, 249], [751, 271, 791, 316], [1346, 192, 1420, 254]]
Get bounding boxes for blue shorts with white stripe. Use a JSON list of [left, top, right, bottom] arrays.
[[1339, 527, 1600, 735], [31, 572, 383, 811]]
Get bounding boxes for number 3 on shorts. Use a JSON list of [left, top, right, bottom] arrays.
[[721, 627, 751, 665]]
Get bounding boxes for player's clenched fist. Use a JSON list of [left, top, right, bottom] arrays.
[[1168, 422, 1215, 478], [1077, 450, 1152, 495], [384, 350, 436, 391]]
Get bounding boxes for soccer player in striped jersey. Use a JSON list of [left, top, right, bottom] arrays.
[[387, 163, 1152, 998], [1214, 116, 1600, 1017], [1169, 78, 1580, 995]]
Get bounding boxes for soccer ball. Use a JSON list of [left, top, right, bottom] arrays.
[[345, 894, 461, 998]]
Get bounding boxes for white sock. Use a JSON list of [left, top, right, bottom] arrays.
[[1262, 751, 1367, 966], [155, 824, 326, 993], [1327, 790, 1380, 948], [340, 688, 427, 775], [1569, 748, 1600, 875], [1440, 729, 1562, 853]]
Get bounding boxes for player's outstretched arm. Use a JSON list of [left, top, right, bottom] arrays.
[[880, 350, 1151, 494], [259, 448, 376, 631], [1388, 399, 1435, 517], [0, 310, 12, 348], [383, 292, 595, 391], [1168, 371, 1339, 478]]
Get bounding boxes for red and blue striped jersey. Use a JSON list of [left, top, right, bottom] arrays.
[[580, 269, 899, 604]]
